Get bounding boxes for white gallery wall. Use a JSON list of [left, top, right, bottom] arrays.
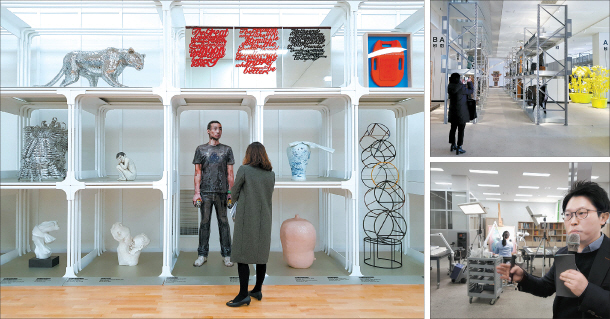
[[479, 201, 560, 226]]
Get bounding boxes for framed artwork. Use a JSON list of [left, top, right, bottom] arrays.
[[364, 33, 411, 88]]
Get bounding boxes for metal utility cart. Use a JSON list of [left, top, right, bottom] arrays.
[[467, 256, 503, 305]]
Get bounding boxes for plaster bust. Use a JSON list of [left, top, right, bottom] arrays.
[[116, 152, 137, 181], [32, 221, 60, 259], [110, 222, 150, 266]]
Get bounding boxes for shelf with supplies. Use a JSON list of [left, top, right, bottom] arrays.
[[467, 257, 502, 305], [518, 221, 566, 247]]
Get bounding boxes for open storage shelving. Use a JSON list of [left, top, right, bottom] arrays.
[[0, 1, 424, 282]]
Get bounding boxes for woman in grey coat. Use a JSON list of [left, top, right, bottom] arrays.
[[226, 142, 275, 307]]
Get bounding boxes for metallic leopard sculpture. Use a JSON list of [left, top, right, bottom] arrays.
[[39, 47, 145, 87]]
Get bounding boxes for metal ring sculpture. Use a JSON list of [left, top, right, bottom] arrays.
[[360, 123, 406, 269]]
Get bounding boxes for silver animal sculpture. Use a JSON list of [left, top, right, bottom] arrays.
[[39, 47, 145, 87], [19, 118, 68, 181]]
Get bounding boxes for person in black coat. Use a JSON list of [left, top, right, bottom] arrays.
[[497, 181, 610, 318], [447, 72, 473, 155]]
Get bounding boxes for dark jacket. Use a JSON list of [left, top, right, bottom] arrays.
[[518, 235, 610, 318], [230, 165, 275, 264], [447, 81, 474, 125]]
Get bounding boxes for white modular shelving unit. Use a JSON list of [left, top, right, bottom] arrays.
[[1, 1, 425, 279]]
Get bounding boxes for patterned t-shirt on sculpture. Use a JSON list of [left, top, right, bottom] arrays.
[[192, 143, 235, 193]]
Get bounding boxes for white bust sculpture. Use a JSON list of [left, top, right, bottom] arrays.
[[110, 222, 150, 266], [32, 221, 59, 259], [116, 152, 137, 181]]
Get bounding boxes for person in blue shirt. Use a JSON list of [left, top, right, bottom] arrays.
[[494, 231, 513, 257]]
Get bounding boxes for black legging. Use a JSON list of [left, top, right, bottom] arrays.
[[449, 123, 466, 146], [236, 263, 266, 301]]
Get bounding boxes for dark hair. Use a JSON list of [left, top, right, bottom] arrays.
[[502, 231, 509, 247], [562, 180, 610, 228], [449, 73, 461, 84], [116, 152, 125, 159], [207, 120, 221, 130], [243, 142, 272, 171]]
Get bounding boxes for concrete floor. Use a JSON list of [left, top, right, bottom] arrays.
[[430, 255, 555, 318], [431, 88, 610, 157]]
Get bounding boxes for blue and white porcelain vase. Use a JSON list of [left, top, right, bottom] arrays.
[[286, 141, 334, 181]]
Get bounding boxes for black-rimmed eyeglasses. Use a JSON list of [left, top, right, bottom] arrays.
[[561, 209, 601, 221]]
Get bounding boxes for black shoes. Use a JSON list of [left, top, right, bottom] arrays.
[[226, 296, 251, 307], [249, 290, 263, 301], [456, 146, 466, 155], [450, 143, 457, 152]]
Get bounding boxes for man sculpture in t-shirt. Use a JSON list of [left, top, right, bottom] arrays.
[[192, 120, 235, 267]]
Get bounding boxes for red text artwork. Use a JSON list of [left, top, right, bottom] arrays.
[[235, 28, 279, 74], [189, 28, 229, 67]]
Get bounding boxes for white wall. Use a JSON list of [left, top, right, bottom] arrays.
[[0, 34, 18, 87], [0, 112, 19, 171]]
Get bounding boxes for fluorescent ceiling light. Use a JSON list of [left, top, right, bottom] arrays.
[[483, 193, 501, 195], [514, 199, 530, 202], [523, 172, 550, 177], [592, 176, 599, 180], [516, 194, 533, 197], [454, 194, 466, 197], [557, 187, 569, 190], [547, 195, 564, 198], [478, 184, 500, 187], [486, 198, 501, 200], [323, 76, 332, 81], [469, 170, 498, 174], [430, 168, 444, 172], [519, 186, 539, 189], [435, 182, 452, 185], [457, 202, 487, 215]]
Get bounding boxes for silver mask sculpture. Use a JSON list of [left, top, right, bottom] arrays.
[[39, 47, 145, 87], [19, 118, 68, 181]]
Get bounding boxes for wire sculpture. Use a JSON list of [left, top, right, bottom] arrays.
[[360, 123, 406, 269], [19, 118, 68, 182]]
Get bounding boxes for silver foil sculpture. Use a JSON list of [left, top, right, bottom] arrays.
[[40, 47, 145, 87], [19, 118, 68, 181]]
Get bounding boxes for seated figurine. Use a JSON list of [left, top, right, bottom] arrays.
[[116, 152, 137, 181]]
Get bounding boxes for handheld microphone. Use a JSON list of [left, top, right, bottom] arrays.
[[566, 233, 580, 254]]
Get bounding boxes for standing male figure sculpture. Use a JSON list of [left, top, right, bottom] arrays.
[[116, 152, 137, 181], [192, 121, 235, 267]]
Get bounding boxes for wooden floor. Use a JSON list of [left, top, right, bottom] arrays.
[[1, 284, 423, 318]]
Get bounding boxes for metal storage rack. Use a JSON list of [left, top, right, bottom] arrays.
[[517, 4, 571, 125], [441, 2, 491, 124], [467, 256, 502, 305]]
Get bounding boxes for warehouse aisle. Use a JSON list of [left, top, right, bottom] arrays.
[[430, 88, 610, 157]]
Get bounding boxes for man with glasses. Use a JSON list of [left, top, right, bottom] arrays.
[[497, 181, 609, 318]]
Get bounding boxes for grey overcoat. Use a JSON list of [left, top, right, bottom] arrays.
[[230, 165, 275, 264]]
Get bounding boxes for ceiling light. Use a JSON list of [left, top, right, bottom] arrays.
[[323, 76, 332, 82], [519, 186, 539, 189], [514, 199, 529, 202], [483, 193, 501, 195], [523, 172, 550, 177], [516, 194, 533, 197], [592, 176, 599, 180], [469, 170, 498, 174], [457, 202, 487, 215], [435, 182, 452, 185], [431, 168, 444, 172], [557, 187, 569, 190], [454, 194, 466, 197], [478, 184, 500, 187], [486, 198, 501, 200], [547, 195, 563, 198]]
